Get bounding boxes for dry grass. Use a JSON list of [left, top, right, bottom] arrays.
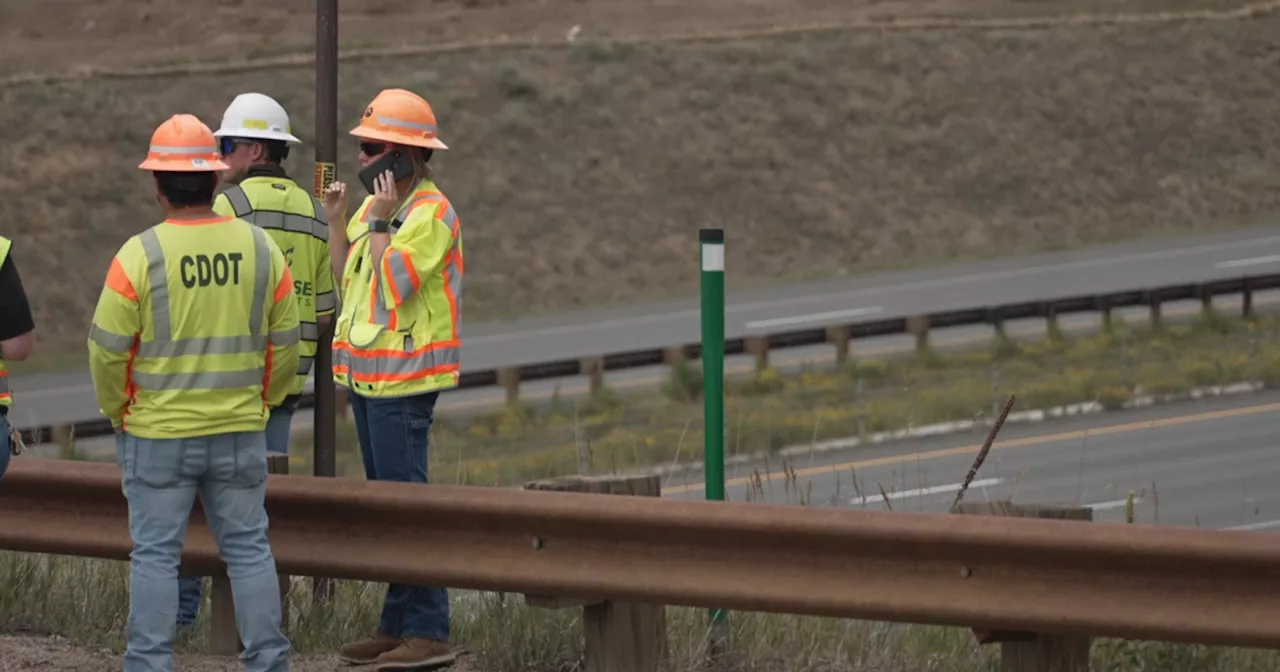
[[5, 3, 1280, 371], [258, 307, 1280, 487], [2, 0, 1267, 79]]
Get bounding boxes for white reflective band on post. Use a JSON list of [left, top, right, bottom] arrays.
[[702, 243, 725, 272]]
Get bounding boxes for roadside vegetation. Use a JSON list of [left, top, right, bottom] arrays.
[[283, 306, 1280, 490]]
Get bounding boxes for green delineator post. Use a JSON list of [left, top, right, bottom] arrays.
[[699, 228, 729, 636]]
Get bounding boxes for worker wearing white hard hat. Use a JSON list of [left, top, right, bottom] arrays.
[[175, 91, 334, 631]]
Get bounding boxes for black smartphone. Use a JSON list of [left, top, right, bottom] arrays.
[[358, 148, 416, 195]]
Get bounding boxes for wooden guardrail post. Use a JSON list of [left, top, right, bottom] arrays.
[[209, 454, 293, 656], [906, 315, 930, 355], [744, 336, 769, 372], [522, 474, 668, 672], [497, 367, 520, 406], [826, 326, 851, 364], [954, 501, 1093, 672], [580, 356, 605, 397]]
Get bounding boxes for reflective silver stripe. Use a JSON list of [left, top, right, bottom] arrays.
[[376, 114, 436, 133], [371, 261, 392, 327], [445, 243, 462, 316], [386, 252, 417, 303], [248, 225, 271, 336], [0, 376, 8, 395], [89, 324, 136, 352], [297, 356, 314, 376], [222, 186, 253, 217], [440, 203, 458, 232], [150, 144, 217, 155], [138, 229, 171, 341], [310, 196, 328, 225], [247, 210, 328, 241], [136, 335, 267, 358], [299, 322, 319, 341], [270, 325, 300, 347], [334, 344, 461, 380], [132, 368, 263, 391], [315, 291, 337, 313]]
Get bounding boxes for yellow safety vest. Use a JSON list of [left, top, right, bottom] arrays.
[[333, 177, 463, 397], [0, 235, 12, 409], [86, 216, 301, 439], [214, 175, 335, 396]]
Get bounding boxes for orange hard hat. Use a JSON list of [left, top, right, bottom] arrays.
[[138, 114, 229, 172], [350, 88, 448, 150]]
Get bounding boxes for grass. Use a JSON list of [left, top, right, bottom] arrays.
[[278, 307, 1280, 490], [6, 5, 1280, 373]]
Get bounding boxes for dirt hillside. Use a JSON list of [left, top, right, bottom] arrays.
[[2, 0, 1278, 363]]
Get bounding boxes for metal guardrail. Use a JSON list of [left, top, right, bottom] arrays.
[[3, 458, 1280, 650], [18, 273, 1280, 445]]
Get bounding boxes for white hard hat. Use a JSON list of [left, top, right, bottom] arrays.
[[213, 92, 303, 144]]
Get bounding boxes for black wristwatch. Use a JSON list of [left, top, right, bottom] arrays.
[[369, 218, 391, 234]]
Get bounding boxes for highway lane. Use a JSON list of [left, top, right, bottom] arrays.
[[23, 290, 1280, 461], [38, 387, 1280, 541], [8, 224, 1280, 432], [663, 390, 1280, 532]]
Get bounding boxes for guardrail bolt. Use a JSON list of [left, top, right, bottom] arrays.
[[960, 566, 972, 579], [532, 536, 544, 550]]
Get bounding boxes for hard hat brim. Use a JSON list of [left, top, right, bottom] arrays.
[[212, 127, 304, 145], [138, 157, 231, 171], [350, 125, 448, 151]]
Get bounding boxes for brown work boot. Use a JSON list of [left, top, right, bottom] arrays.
[[374, 637, 457, 670], [338, 631, 401, 665]]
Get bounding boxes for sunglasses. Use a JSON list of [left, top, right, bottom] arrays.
[[219, 137, 255, 156], [359, 142, 388, 156]]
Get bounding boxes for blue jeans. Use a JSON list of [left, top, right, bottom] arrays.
[[0, 412, 12, 482], [351, 390, 450, 642], [116, 430, 289, 672], [178, 400, 296, 627]]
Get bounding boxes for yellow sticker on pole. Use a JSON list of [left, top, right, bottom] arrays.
[[313, 161, 336, 198]]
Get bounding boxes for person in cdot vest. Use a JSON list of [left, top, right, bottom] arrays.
[[86, 113, 298, 672]]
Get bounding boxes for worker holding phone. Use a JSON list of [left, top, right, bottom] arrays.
[[320, 88, 462, 671]]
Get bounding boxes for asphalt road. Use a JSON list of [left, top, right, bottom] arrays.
[[9, 224, 1280, 432], [662, 389, 1280, 533]]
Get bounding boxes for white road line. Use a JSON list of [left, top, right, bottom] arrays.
[[1225, 519, 1280, 531], [746, 306, 883, 330], [851, 477, 1004, 506], [1215, 255, 1280, 269], [1086, 498, 1139, 512]]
